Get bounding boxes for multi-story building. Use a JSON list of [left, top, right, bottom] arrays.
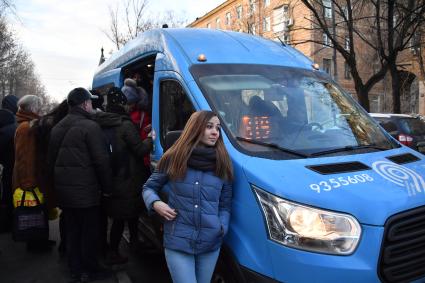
[[189, 0, 425, 115]]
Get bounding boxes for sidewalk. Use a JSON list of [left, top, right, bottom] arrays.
[[0, 218, 171, 283], [0, 219, 117, 283]]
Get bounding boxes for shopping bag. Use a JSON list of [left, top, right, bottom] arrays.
[[13, 187, 44, 207], [12, 189, 48, 242]]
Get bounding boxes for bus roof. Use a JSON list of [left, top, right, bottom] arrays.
[[94, 28, 314, 77]]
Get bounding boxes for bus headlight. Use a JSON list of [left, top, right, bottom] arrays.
[[253, 185, 361, 255]]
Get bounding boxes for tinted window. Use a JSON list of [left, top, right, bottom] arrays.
[[399, 118, 425, 135], [159, 80, 195, 147]]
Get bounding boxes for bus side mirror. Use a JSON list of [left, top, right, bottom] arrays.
[[164, 130, 182, 152]]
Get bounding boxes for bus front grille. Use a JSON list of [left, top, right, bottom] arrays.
[[378, 205, 425, 283]]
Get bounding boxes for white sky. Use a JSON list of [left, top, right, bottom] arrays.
[[11, 0, 224, 102]]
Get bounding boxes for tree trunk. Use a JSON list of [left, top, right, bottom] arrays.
[[352, 73, 370, 111], [390, 64, 401, 113], [356, 87, 370, 112]]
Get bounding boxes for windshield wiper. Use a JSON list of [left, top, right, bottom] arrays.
[[311, 144, 390, 157], [235, 136, 310, 158]]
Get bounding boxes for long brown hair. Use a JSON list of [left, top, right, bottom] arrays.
[[157, 111, 233, 181]]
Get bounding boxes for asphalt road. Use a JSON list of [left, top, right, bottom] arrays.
[[0, 218, 172, 283]]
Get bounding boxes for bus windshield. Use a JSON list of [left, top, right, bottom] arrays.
[[190, 64, 397, 159]]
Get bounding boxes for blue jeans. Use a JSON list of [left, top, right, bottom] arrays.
[[164, 248, 220, 283]]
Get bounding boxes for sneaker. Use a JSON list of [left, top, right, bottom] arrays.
[[105, 251, 128, 265]]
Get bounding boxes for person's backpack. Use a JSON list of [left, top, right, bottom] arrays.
[[102, 127, 130, 178]]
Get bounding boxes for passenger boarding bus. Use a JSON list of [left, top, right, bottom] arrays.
[[92, 28, 425, 283]]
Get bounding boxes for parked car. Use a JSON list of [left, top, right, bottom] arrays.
[[370, 113, 425, 154]]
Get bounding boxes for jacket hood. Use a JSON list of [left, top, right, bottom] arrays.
[[16, 109, 39, 124], [0, 109, 15, 127], [94, 111, 125, 127], [1, 95, 18, 114]]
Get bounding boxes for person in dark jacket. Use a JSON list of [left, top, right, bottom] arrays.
[[32, 100, 69, 255], [94, 87, 152, 265], [1, 95, 19, 114], [48, 88, 113, 282], [143, 110, 233, 283], [0, 109, 16, 232]]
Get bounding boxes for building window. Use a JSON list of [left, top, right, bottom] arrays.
[[283, 34, 290, 44], [345, 36, 350, 50], [410, 31, 421, 52], [236, 5, 243, 19], [263, 16, 271, 32], [216, 18, 221, 29], [272, 5, 289, 33], [342, 5, 348, 19], [207, 23, 211, 29], [248, 23, 256, 35], [225, 12, 231, 25], [323, 0, 332, 18], [344, 62, 351, 79], [322, 58, 332, 74], [249, 0, 256, 14], [264, 0, 270, 7], [322, 33, 331, 47]]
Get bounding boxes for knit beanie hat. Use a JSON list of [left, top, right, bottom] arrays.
[[1, 95, 19, 114], [107, 87, 127, 106], [121, 78, 140, 104]]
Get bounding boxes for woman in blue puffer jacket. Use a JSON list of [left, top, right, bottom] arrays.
[[143, 110, 233, 283]]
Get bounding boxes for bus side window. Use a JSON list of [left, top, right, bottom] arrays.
[[159, 80, 195, 148]]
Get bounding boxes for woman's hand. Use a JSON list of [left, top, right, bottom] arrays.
[[143, 124, 152, 133], [153, 201, 177, 221]]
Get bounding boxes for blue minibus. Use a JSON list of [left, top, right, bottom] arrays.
[[92, 28, 425, 283]]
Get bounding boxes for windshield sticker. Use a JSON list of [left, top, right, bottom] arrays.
[[309, 174, 374, 193], [372, 161, 425, 196]]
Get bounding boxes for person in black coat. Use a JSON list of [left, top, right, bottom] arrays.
[[0, 109, 16, 232], [94, 87, 152, 264], [48, 88, 113, 282], [1, 95, 19, 114]]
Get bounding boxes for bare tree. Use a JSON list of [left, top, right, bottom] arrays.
[[376, 0, 425, 113], [295, 0, 388, 111], [0, 12, 52, 106], [295, 0, 425, 112], [104, 0, 188, 50]]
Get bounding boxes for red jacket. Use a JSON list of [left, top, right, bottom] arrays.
[[130, 110, 151, 166]]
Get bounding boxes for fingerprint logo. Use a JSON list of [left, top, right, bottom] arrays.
[[372, 161, 425, 196]]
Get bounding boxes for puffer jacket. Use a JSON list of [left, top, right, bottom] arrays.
[[94, 111, 152, 219], [143, 168, 232, 255], [48, 107, 112, 208]]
